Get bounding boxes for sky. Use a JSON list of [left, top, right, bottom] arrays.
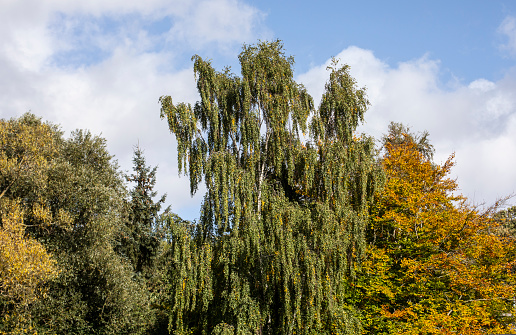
[[2, 0, 516, 220]]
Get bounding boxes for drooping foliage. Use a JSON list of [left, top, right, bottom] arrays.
[[3, 40, 515, 335], [159, 40, 384, 334], [356, 127, 516, 334]]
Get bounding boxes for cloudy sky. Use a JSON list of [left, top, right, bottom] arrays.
[[2, 0, 516, 220]]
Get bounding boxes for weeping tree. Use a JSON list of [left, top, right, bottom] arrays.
[[380, 122, 434, 160], [159, 40, 383, 334]]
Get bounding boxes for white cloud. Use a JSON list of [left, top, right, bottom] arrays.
[[0, 0, 266, 220], [1, 0, 267, 70], [2, 1, 515, 218], [498, 16, 516, 56], [168, 0, 268, 49], [298, 47, 516, 207], [469, 78, 496, 92]]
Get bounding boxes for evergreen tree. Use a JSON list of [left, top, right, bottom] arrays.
[[121, 146, 167, 275], [159, 40, 384, 334]]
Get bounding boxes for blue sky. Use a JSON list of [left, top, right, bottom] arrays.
[[261, 1, 514, 80], [2, 0, 516, 219]]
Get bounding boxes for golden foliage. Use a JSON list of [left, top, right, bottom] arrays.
[[358, 133, 516, 334], [0, 200, 59, 334], [0, 115, 58, 201], [0, 115, 61, 333]]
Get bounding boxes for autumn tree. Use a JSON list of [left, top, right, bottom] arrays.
[[0, 113, 59, 203], [159, 40, 383, 334], [0, 114, 60, 334], [0, 200, 59, 334], [356, 125, 516, 334]]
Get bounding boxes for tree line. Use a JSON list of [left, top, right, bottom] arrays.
[[1, 41, 515, 334]]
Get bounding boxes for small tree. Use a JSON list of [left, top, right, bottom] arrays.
[[121, 146, 167, 275]]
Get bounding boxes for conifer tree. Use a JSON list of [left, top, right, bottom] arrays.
[[159, 40, 383, 334], [122, 146, 167, 274]]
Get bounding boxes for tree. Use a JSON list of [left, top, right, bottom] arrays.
[[31, 130, 154, 334], [380, 122, 434, 160], [0, 200, 59, 334], [159, 40, 383, 334], [0, 113, 59, 203], [120, 146, 167, 275], [0, 114, 60, 334], [494, 205, 516, 235], [356, 128, 516, 334], [0, 114, 154, 334]]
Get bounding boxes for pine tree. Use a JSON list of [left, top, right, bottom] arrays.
[[122, 146, 167, 275]]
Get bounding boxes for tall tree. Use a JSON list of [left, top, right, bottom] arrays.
[[159, 40, 383, 334], [356, 128, 516, 334], [120, 146, 167, 275]]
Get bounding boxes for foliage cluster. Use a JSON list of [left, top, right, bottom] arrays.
[[356, 124, 516, 334]]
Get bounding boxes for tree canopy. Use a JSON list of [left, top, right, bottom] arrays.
[[356, 128, 516, 334], [0, 114, 154, 334], [159, 40, 384, 334]]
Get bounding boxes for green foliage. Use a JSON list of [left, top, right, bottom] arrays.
[[33, 130, 153, 334], [494, 205, 516, 235], [0, 113, 60, 204], [159, 40, 384, 334], [3, 41, 514, 335], [381, 121, 434, 160], [119, 146, 167, 275], [0, 114, 155, 334], [0, 114, 61, 334]]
